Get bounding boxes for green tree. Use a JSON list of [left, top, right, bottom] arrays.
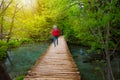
[[55, 0, 120, 80]]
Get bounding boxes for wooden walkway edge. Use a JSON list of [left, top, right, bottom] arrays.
[[24, 36, 81, 80]]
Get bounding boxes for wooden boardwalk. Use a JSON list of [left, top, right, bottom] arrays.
[[24, 36, 80, 80]]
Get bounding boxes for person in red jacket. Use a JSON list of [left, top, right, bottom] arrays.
[[51, 25, 60, 47]]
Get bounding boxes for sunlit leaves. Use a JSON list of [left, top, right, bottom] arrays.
[[1, 0, 119, 44]]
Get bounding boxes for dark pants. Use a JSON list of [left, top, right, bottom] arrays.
[[53, 36, 58, 47]]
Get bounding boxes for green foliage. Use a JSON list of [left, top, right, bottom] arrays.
[[0, 41, 8, 62], [57, 0, 120, 52], [20, 38, 32, 44], [1, 0, 120, 47], [8, 40, 21, 48], [95, 67, 100, 71], [15, 75, 24, 80]]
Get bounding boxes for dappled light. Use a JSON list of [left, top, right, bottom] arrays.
[[16, 0, 37, 9]]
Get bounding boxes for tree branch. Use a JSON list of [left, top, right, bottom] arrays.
[[112, 39, 120, 54], [89, 26, 98, 39], [0, 0, 4, 8], [0, 0, 13, 16]]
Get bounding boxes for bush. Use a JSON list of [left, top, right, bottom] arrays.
[[15, 75, 24, 80], [0, 41, 8, 62], [20, 38, 32, 44], [8, 40, 21, 48]]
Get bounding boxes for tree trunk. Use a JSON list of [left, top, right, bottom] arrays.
[[7, 4, 18, 43], [105, 23, 115, 80], [106, 51, 115, 80], [0, 0, 4, 40], [0, 0, 12, 40], [0, 15, 4, 40], [106, 52, 111, 80]]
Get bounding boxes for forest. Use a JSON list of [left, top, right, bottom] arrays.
[[0, 0, 120, 80]]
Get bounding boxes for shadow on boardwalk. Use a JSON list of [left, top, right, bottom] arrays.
[[24, 36, 80, 80]]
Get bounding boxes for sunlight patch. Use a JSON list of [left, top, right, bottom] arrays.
[[17, 0, 36, 9]]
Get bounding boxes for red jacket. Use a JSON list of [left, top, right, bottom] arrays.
[[52, 29, 60, 37]]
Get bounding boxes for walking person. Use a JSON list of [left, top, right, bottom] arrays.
[[51, 25, 60, 47]]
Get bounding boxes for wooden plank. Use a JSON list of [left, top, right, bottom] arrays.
[[24, 36, 80, 80]]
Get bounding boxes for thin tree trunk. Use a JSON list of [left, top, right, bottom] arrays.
[[0, 0, 4, 40], [7, 4, 18, 43], [105, 22, 111, 80], [0, 15, 4, 40], [0, 0, 13, 40], [106, 54, 111, 80], [106, 52, 115, 80], [0, 0, 4, 8], [111, 39, 120, 56], [0, 0, 13, 16], [105, 22, 115, 80]]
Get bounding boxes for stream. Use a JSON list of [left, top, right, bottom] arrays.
[[4, 43, 49, 79], [3, 43, 120, 80]]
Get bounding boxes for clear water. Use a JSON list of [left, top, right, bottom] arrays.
[[69, 45, 102, 80], [4, 43, 50, 79], [69, 44, 120, 80]]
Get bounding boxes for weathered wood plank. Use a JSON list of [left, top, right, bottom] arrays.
[[24, 36, 80, 80]]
